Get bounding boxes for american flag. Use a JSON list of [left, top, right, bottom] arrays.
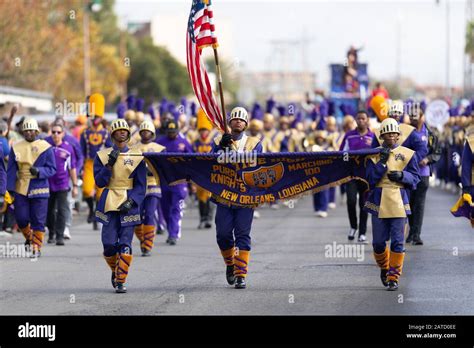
[[187, 0, 225, 131]]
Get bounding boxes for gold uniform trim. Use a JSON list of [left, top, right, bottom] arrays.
[[398, 124, 415, 144], [244, 136, 261, 151], [28, 188, 50, 197], [468, 135, 474, 153], [97, 148, 144, 212], [365, 201, 411, 214], [95, 210, 109, 222], [371, 146, 415, 218], [123, 214, 140, 223], [132, 142, 165, 187], [146, 187, 161, 195], [271, 131, 295, 152], [13, 140, 52, 196]]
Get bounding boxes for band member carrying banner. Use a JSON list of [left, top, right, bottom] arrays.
[[212, 107, 263, 289], [364, 118, 420, 291], [94, 119, 147, 293]]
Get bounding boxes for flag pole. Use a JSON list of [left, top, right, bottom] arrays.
[[212, 46, 229, 134]]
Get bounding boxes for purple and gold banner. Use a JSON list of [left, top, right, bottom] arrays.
[[144, 150, 380, 208], [451, 194, 474, 228]]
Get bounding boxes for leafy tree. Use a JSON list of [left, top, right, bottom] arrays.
[[0, 0, 128, 105], [127, 37, 191, 103]]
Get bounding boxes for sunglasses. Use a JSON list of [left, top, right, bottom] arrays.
[[52, 131, 63, 134]]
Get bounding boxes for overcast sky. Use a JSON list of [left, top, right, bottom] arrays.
[[115, 0, 466, 89]]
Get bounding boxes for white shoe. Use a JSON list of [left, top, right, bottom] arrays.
[[317, 211, 328, 218], [64, 227, 71, 240], [358, 234, 367, 243], [253, 211, 260, 219], [328, 203, 336, 210], [348, 228, 357, 241]]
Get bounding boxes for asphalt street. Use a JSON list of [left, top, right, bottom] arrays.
[[1, 186, 473, 315]]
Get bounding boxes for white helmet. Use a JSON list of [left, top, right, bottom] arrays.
[[379, 118, 400, 136], [110, 119, 130, 135], [228, 107, 249, 125], [22, 118, 39, 132], [139, 119, 156, 139], [388, 100, 404, 117]]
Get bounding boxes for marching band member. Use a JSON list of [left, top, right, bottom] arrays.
[[212, 107, 263, 289], [80, 93, 112, 230], [94, 119, 147, 293], [364, 118, 420, 291], [273, 114, 295, 152], [451, 119, 474, 226], [157, 120, 193, 245], [132, 120, 165, 256], [262, 113, 277, 153], [7, 118, 57, 257], [306, 130, 330, 218], [372, 100, 428, 164]]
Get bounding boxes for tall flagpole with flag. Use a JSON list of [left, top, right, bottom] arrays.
[[187, 0, 228, 133]]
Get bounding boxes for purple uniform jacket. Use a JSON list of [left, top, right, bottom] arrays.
[[93, 145, 147, 227], [413, 124, 430, 177], [7, 140, 57, 198], [372, 123, 428, 164], [364, 145, 420, 218]]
